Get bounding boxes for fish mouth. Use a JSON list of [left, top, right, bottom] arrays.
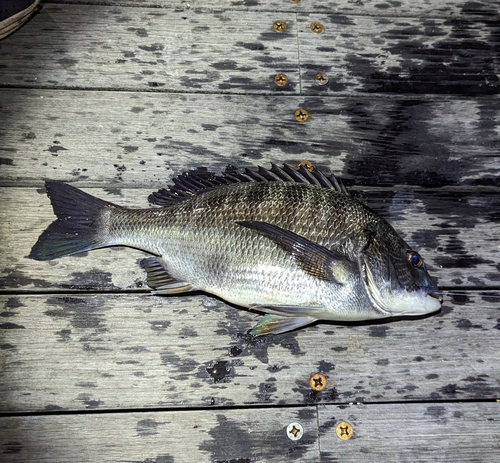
[[419, 285, 443, 304], [361, 257, 442, 316], [429, 291, 443, 304]]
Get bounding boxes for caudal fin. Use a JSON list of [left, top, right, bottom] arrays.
[[29, 182, 116, 261]]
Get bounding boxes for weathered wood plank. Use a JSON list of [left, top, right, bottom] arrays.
[[318, 402, 500, 462], [1, 292, 498, 412], [0, 403, 498, 462], [60, 0, 500, 19], [0, 5, 299, 94], [1, 89, 499, 188], [1, 187, 498, 291], [298, 13, 500, 96], [0, 2, 497, 460], [0, 407, 320, 462], [1, 5, 498, 95]]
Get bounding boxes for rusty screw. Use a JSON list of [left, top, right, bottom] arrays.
[[274, 74, 288, 86], [336, 422, 353, 440], [291, 0, 301, 3], [294, 108, 309, 122], [310, 373, 326, 391], [315, 72, 329, 86], [273, 20, 287, 33], [311, 22, 324, 34], [287, 422, 303, 440]]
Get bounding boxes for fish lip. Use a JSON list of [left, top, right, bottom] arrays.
[[419, 286, 443, 304], [429, 292, 443, 303]]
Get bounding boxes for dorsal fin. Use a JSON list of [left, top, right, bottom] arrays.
[[148, 163, 349, 206]]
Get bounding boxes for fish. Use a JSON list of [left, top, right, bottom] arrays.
[[29, 163, 442, 336]]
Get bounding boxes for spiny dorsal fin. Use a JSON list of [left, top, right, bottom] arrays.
[[148, 163, 349, 206]]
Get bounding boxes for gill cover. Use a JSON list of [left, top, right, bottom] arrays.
[[359, 222, 441, 316]]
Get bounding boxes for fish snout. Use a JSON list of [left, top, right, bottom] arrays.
[[429, 291, 443, 304]]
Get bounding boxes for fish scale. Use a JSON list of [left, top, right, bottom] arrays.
[[29, 164, 442, 336], [105, 182, 378, 313]]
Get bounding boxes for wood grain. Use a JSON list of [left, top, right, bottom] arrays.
[[318, 402, 500, 462], [0, 5, 299, 94], [298, 13, 500, 96], [1, 292, 498, 412], [0, 407, 320, 462], [1, 4, 498, 95], [0, 403, 497, 462], [0, 1, 499, 459], [1, 89, 499, 189]]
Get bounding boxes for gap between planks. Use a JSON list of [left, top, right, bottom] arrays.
[[1, 397, 499, 419], [51, 0, 500, 19]]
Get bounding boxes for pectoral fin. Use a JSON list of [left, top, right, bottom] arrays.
[[140, 257, 194, 294], [250, 314, 317, 336], [237, 221, 351, 284]]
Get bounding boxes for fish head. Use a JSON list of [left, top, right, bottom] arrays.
[[359, 221, 442, 317]]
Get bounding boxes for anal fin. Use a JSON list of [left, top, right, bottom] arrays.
[[141, 257, 194, 294], [250, 314, 317, 336]]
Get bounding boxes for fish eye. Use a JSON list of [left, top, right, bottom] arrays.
[[407, 251, 423, 268]]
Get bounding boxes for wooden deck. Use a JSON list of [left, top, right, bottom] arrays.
[[1, 1, 499, 461]]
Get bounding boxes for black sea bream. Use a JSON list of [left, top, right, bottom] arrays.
[[30, 164, 442, 335]]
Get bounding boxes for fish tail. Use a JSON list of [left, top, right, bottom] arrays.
[[29, 182, 117, 261]]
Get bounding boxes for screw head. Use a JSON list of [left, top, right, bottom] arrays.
[[315, 72, 329, 86], [294, 108, 309, 122], [310, 373, 326, 391], [274, 74, 288, 86], [273, 20, 287, 33], [311, 22, 324, 34], [336, 422, 353, 440], [300, 161, 314, 172], [291, 0, 301, 3], [287, 422, 303, 440]]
